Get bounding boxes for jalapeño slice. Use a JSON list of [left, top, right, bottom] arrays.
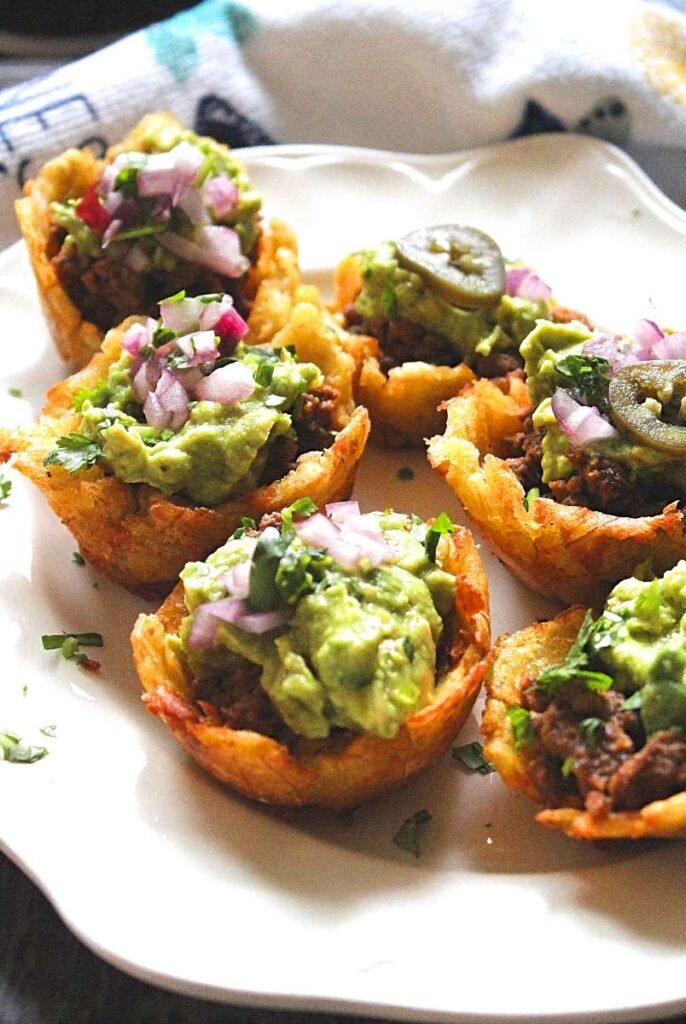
[[608, 359, 686, 455], [396, 224, 505, 310]]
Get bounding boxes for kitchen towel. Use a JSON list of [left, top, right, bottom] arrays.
[[1, 0, 686, 249]]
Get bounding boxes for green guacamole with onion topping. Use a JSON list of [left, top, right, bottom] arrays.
[[44, 292, 324, 506], [177, 506, 458, 740]]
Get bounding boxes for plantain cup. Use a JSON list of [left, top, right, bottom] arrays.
[[16, 112, 300, 367], [483, 607, 686, 840], [131, 522, 490, 810], [427, 374, 686, 606], [0, 297, 369, 597]]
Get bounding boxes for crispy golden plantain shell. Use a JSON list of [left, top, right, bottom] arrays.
[[427, 374, 686, 606], [0, 300, 369, 597], [483, 608, 686, 839], [332, 254, 475, 446], [16, 112, 300, 367], [131, 524, 490, 809]]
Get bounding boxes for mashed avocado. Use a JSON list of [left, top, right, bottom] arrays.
[[355, 241, 547, 363], [77, 344, 320, 506], [178, 509, 457, 740], [592, 564, 686, 735], [523, 319, 686, 492]]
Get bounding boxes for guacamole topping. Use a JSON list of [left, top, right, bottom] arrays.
[[538, 562, 686, 738], [51, 121, 262, 275], [45, 292, 323, 506], [354, 241, 550, 364], [178, 503, 458, 740], [522, 317, 686, 493]]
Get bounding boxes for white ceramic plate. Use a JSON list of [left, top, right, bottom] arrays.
[[2, 134, 686, 1024]]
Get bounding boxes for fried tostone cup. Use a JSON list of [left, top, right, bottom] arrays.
[[483, 607, 686, 840], [427, 373, 686, 607], [16, 112, 301, 368], [332, 253, 476, 447], [131, 524, 490, 810], [0, 298, 369, 597]]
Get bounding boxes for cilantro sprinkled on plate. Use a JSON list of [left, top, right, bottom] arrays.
[[393, 809, 432, 857]]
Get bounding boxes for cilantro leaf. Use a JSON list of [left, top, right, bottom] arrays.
[[72, 551, 86, 566], [72, 379, 110, 412], [393, 809, 431, 858], [451, 740, 495, 774], [506, 706, 536, 748], [578, 716, 604, 750], [561, 755, 575, 777], [0, 731, 48, 764], [536, 610, 614, 694], [424, 512, 455, 562], [42, 632, 103, 671], [44, 434, 104, 474], [8, 386, 22, 398], [621, 690, 642, 712], [553, 354, 612, 412], [0, 473, 11, 502]]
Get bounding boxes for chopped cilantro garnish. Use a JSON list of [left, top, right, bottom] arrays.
[[578, 716, 604, 750], [71, 379, 110, 412], [397, 466, 415, 481], [247, 530, 293, 612], [44, 434, 104, 474], [523, 487, 540, 510], [536, 611, 614, 694], [621, 690, 642, 712], [451, 741, 495, 774], [560, 756, 575, 777], [553, 354, 612, 412], [403, 635, 415, 661], [506, 706, 536, 748], [72, 551, 86, 566], [42, 632, 103, 670], [0, 474, 11, 502], [393, 809, 431, 857], [8, 386, 22, 398], [424, 512, 455, 562], [280, 497, 317, 529], [0, 731, 48, 764], [231, 516, 257, 539]]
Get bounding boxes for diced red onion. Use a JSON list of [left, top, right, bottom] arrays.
[[177, 184, 209, 226], [340, 513, 384, 539], [193, 361, 255, 403], [325, 500, 360, 524], [143, 368, 189, 429], [232, 607, 289, 634], [295, 512, 341, 548], [161, 226, 249, 278], [122, 321, 154, 357], [505, 267, 552, 301], [202, 174, 239, 218], [188, 595, 287, 646], [160, 295, 205, 334], [551, 389, 618, 445], [221, 560, 251, 600], [102, 189, 124, 216], [175, 330, 219, 366], [101, 218, 122, 248], [648, 331, 686, 360], [634, 318, 664, 348], [198, 294, 248, 341], [136, 154, 180, 199]]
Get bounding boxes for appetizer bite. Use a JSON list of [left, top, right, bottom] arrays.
[[334, 224, 584, 445], [484, 562, 686, 840], [428, 318, 686, 605], [17, 112, 298, 366], [1, 291, 369, 595], [132, 501, 490, 809]]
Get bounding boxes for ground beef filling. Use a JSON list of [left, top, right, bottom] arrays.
[[503, 416, 678, 517], [521, 677, 686, 816], [258, 383, 339, 487], [49, 226, 252, 330], [343, 305, 525, 375]]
